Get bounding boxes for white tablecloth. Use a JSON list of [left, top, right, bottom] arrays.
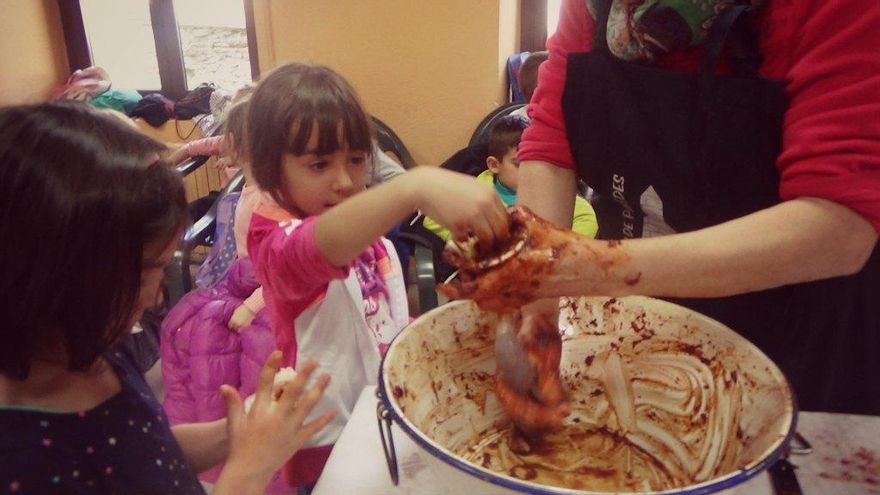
[[314, 386, 880, 495]]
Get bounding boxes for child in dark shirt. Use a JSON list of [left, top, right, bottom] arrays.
[[0, 101, 334, 494]]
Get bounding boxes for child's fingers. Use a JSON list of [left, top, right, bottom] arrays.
[[288, 374, 332, 426], [253, 350, 282, 407], [276, 360, 320, 409], [296, 410, 337, 444], [492, 200, 511, 240], [470, 214, 499, 250], [477, 197, 510, 249], [221, 385, 243, 431]]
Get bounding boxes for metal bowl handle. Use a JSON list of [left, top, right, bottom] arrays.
[[789, 432, 813, 456], [376, 399, 399, 485]]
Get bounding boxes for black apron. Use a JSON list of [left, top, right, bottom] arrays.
[[562, 1, 880, 414]]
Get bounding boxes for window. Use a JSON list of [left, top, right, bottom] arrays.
[[546, 0, 561, 38], [79, 1, 161, 89], [58, 0, 259, 99], [174, 0, 253, 92]]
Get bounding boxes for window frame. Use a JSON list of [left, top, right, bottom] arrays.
[[57, 0, 260, 100], [520, 0, 549, 53]]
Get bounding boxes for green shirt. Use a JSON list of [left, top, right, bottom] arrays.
[[423, 169, 598, 241]]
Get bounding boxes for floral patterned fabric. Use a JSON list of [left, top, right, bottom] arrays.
[[588, 0, 765, 63]]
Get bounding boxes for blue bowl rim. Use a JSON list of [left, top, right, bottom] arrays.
[[377, 298, 800, 495]]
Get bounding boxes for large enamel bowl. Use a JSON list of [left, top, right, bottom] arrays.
[[377, 297, 796, 494]]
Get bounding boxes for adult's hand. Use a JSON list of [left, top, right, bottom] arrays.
[[442, 197, 880, 311], [439, 206, 615, 311], [495, 299, 570, 430]]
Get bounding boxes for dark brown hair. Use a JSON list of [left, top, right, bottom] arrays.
[[487, 115, 529, 161], [246, 63, 374, 209], [518, 51, 549, 103], [0, 101, 188, 379]]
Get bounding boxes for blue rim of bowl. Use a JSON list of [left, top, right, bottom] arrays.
[[377, 302, 800, 495]]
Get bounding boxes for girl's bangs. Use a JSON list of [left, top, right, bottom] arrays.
[[286, 98, 373, 156]]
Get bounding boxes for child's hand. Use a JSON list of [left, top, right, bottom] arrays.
[[228, 304, 256, 332], [214, 155, 231, 172], [413, 168, 510, 249], [166, 143, 190, 165], [217, 351, 336, 490]]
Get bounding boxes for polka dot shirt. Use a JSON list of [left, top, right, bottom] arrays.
[[0, 346, 205, 494]]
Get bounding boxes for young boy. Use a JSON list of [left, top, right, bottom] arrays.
[[424, 115, 598, 239]]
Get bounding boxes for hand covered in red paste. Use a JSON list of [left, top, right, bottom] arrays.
[[439, 205, 589, 312]]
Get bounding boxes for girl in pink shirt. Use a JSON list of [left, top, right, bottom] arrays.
[[245, 63, 509, 489]]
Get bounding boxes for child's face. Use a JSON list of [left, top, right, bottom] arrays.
[[488, 146, 520, 192], [280, 130, 369, 217], [131, 234, 178, 328]]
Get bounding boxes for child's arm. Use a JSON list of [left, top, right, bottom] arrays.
[[228, 287, 264, 332], [315, 167, 509, 267], [171, 418, 228, 472], [242, 286, 264, 314], [168, 135, 226, 165], [165, 143, 191, 165], [248, 212, 349, 305]]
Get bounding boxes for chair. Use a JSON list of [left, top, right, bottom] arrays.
[[369, 116, 442, 312], [468, 102, 526, 146], [174, 153, 212, 177], [397, 211, 443, 314], [372, 116, 417, 169], [506, 52, 531, 103], [165, 170, 245, 306], [174, 120, 223, 177]]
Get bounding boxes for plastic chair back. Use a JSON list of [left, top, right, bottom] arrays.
[[372, 116, 416, 169]]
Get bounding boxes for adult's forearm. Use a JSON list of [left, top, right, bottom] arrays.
[[172, 418, 229, 473], [548, 197, 878, 299], [517, 160, 577, 227]]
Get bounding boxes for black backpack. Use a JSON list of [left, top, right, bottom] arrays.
[[129, 93, 174, 127], [173, 83, 216, 119]]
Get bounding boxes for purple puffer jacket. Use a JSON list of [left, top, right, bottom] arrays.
[[161, 257, 274, 424], [161, 257, 292, 494]]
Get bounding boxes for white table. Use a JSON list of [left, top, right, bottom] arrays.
[[314, 386, 880, 495]]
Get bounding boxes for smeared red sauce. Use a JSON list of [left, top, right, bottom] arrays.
[[624, 272, 642, 286], [817, 447, 880, 486]]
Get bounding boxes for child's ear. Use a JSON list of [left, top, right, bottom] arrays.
[[486, 156, 501, 173]]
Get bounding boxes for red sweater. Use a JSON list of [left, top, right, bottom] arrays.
[[520, 0, 880, 231]]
